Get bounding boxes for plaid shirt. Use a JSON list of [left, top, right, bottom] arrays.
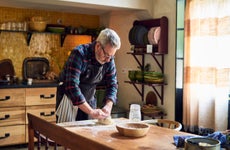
[[59, 42, 118, 106]]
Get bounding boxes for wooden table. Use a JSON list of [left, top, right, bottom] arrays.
[[58, 119, 192, 150], [28, 113, 194, 150]]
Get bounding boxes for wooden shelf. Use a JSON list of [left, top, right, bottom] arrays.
[[125, 16, 168, 105], [0, 30, 91, 47], [125, 81, 167, 105], [127, 52, 165, 73]]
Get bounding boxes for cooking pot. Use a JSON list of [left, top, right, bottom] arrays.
[[185, 137, 221, 150]]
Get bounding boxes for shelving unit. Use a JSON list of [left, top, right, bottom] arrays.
[[0, 30, 90, 47], [125, 16, 168, 105], [125, 52, 167, 105]]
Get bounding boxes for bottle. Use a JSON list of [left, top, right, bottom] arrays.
[[129, 104, 141, 122]]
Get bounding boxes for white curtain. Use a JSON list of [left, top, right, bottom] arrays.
[[183, 0, 230, 133]]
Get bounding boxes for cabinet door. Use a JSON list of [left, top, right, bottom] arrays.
[[0, 89, 25, 107], [26, 105, 56, 124], [25, 87, 56, 106], [0, 125, 25, 146], [0, 107, 25, 126]]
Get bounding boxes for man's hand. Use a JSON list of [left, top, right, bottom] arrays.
[[78, 101, 107, 119], [102, 100, 113, 116], [89, 109, 107, 119]]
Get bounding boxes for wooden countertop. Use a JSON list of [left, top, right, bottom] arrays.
[[57, 119, 193, 150]]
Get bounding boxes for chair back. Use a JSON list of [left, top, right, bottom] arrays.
[[27, 113, 112, 150]]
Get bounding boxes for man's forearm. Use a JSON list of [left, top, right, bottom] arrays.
[[78, 101, 94, 115]]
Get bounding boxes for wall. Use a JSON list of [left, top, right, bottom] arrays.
[[100, 11, 141, 109], [151, 0, 177, 120], [0, 0, 177, 120], [101, 0, 177, 121], [0, 7, 99, 78]]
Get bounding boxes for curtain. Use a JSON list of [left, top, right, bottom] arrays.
[[183, 0, 230, 134]]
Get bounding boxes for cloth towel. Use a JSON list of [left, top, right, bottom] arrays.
[[56, 94, 78, 123], [173, 132, 228, 148]]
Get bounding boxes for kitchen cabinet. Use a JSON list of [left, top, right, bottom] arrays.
[[0, 87, 56, 146], [125, 17, 168, 118]]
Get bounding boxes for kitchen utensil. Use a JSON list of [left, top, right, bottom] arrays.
[[185, 137, 221, 150], [116, 122, 150, 137]]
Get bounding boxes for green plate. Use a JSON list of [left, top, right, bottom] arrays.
[[47, 27, 65, 33]]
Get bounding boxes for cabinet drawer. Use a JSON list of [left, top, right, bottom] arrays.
[[0, 125, 25, 146], [0, 107, 25, 126], [0, 89, 25, 107], [26, 87, 56, 106], [26, 105, 56, 124]]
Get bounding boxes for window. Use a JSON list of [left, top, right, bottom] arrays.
[[175, 0, 185, 122]]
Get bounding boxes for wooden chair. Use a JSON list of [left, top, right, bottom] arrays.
[[155, 119, 182, 131], [34, 130, 58, 150], [27, 113, 112, 150]]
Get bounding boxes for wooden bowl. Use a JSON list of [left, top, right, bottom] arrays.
[[29, 21, 47, 32], [116, 122, 150, 137]]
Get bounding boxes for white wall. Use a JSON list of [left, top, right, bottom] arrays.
[[151, 0, 177, 120], [101, 11, 144, 109], [101, 0, 177, 121]]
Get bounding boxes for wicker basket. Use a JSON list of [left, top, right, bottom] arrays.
[[141, 105, 162, 114], [29, 21, 47, 32], [29, 16, 47, 32]]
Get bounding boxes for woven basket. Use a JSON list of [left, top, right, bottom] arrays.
[[29, 21, 47, 32]]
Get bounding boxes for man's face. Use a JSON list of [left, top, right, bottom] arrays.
[[95, 42, 117, 64]]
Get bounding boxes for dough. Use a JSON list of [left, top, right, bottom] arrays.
[[98, 116, 114, 125]]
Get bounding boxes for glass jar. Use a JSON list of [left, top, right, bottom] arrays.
[[129, 104, 141, 122]]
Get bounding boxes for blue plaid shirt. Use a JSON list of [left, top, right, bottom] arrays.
[[59, 42, 118, 106]]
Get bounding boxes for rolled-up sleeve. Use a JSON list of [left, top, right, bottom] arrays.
[[64, 47, 86, 106], [104, 59, 118, 104]]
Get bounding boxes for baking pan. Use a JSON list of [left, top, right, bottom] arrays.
[[22, 57, 49, 80]]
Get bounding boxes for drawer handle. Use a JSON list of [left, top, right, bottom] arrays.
[[0, 96, 10, 101], [40, 94, 55, 99], [40, 111, 55, 117], [0, 133, 10, 139], [0, 114, 10, 120]]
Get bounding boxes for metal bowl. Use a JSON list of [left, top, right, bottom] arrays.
[[185, 137, 221, 150]]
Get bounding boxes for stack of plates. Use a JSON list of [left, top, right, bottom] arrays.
[[128, 25, 161, 46], [129, 25, 148, 45], [147, 27, 161, 45]]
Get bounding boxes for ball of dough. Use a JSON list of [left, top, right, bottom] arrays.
[[98, 116, 114, 125]]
